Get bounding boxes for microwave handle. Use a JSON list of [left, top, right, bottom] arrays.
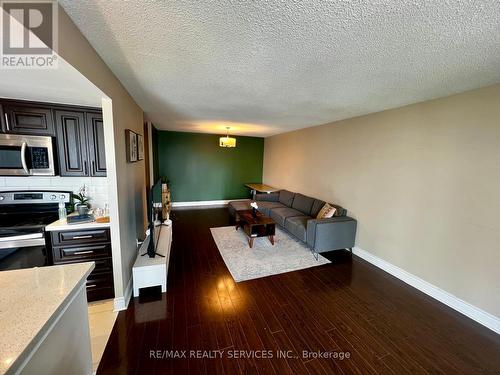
[[20, 142, 29, 174]]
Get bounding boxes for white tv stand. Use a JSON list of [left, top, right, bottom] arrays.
[[132, 224, 172, 297]]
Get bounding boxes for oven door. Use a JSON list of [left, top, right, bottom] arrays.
[[0, 233, 49, 270], [0, 134, 55, 176]]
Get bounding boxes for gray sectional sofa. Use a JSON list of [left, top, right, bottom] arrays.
[[228, 190, 357, 254]]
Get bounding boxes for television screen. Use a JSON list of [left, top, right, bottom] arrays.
[[147, 179, 163, 257]]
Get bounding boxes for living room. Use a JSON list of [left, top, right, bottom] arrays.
[[1, 1, 499, 375]]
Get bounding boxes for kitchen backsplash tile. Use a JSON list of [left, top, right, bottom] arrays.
[[0, 176, 109, 208], [50, 177, 91, 187], [3, 177, 32, 187]]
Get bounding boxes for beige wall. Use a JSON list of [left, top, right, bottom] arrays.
[[264, 83, 500, 318], [57, 7, 146, 299]]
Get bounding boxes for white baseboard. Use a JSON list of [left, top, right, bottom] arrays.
[[172, 198, 248, 208], [352, 246, 500, 335], [113, 275, 133, 312]]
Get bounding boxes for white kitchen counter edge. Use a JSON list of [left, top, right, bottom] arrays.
[[1, 263, 94, 375], [45, 219, 110, 232]]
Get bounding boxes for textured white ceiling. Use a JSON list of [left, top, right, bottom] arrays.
[[60, 0, 500, 137], [0, 58, 105, 107]]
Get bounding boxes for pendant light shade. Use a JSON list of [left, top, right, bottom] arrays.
[[219, 127, 236, 148]]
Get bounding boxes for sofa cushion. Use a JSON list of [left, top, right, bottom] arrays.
[[255, 192, 279, 202], [256, 201, 285, 216], [291, 193, 315, 215], [310, 199, 326, 217], [270, 207, 304, 226], [310, 199, 346, 217], [284, 216, 310, 242], [278, 190, 295, 207]]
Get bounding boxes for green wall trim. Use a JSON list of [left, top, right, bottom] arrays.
[[156, 130, 264, 202]]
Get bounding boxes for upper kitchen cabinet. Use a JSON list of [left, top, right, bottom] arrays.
[[86, 112, 106, 177], [55, 110, 107, 177], [1, 99, 106, 177], [55, 110, 89, 176], [2, 102, 55, 136]]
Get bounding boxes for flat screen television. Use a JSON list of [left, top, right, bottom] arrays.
[[145, 179, 164, 258]]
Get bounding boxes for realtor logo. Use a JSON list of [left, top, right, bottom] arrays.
[[1, 0, 58, 68]]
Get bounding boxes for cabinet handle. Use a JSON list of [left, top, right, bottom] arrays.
[[4, 113, 9, 130], [86, 284, 97, 289], [84, 161, 88, 175], [72, 235, 93, 240], [73, 250, 94, 255], [92, 160, 95, 175]]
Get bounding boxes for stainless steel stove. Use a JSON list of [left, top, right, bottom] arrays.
[[0, 191, 71, 270]]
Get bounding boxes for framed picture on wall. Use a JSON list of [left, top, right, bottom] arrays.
[[137, 134, 144, 161], [125, 130, 138, 162]]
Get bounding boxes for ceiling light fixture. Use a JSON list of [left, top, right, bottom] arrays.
[[219, 127, 236, 148]]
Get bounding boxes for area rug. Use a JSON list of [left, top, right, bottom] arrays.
[[210, 226, 330, 282]]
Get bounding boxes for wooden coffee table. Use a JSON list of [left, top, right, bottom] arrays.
[[235, 209, 276, 248]]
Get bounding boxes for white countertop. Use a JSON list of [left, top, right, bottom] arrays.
[[0, 263, 95, 375], [45, 218, 110, 232]]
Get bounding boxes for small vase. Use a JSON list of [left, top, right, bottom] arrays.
[[77, 205, 89, 215]]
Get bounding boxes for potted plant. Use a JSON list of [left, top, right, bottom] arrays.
[[72, 185, 91, 215]]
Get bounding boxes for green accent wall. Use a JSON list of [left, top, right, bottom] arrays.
[[157, 131, 264, 202]]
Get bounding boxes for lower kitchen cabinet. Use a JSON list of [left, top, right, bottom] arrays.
[[49, 227, 114, 302]]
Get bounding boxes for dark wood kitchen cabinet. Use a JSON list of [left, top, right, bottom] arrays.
[[55, 110, 106, 177], [49, 227, 114, 302], [2, 103, 55, 136], [1, 99, 107, 176], [86, 112, 107, 176], [55, 110, 89, 176]]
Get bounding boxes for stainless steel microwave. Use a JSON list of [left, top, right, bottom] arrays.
[[0, 134, 55, 176]]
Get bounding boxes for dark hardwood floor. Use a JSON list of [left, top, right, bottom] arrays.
[[97, 208, 500, 374]]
